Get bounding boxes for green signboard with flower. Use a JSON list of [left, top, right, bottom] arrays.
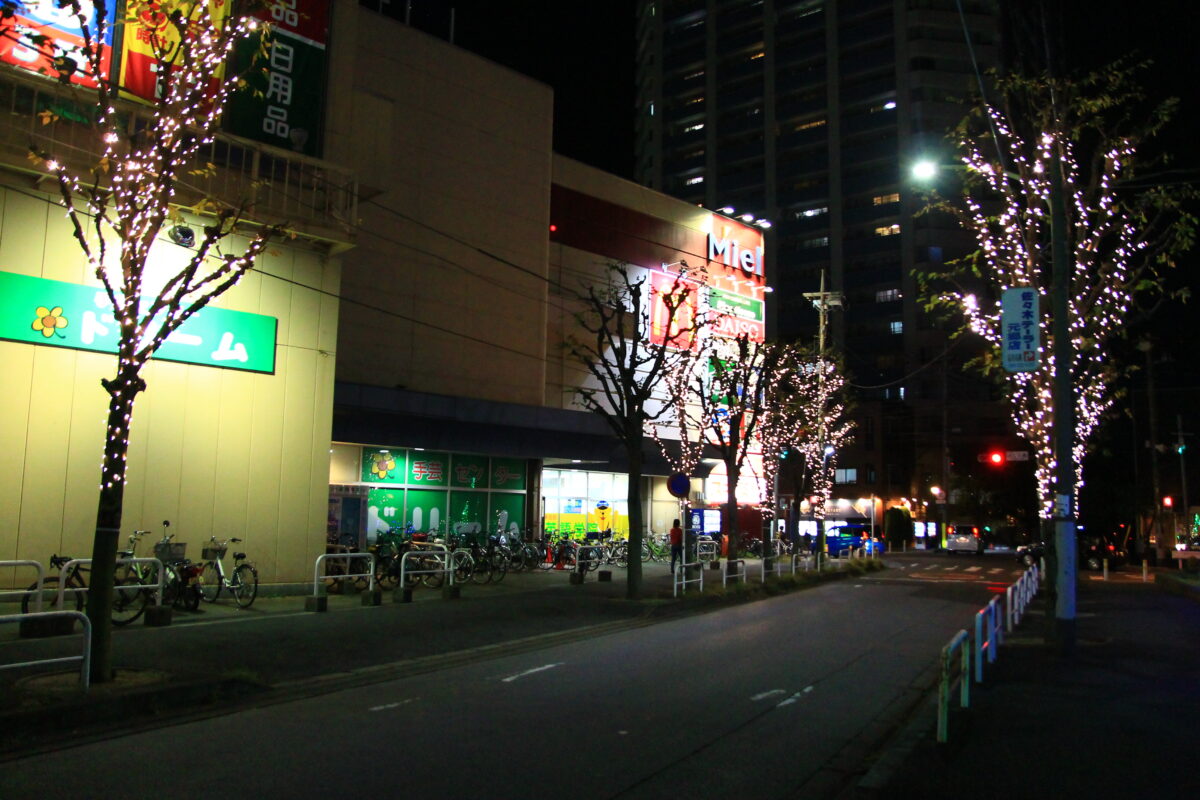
[[490, 458, 527, 490], [0, 271, 277, 373], [407, 452, 449, 486], [362, 448, 406, 484]]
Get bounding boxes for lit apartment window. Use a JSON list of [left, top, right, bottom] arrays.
[[750, 51, 765, 60], [869, 101, 897, 113], [890, 320, 903, 334], [802, 236, 829, 248], [875, 288, 900, 302], [684, 69, 705, 81], [872, 193, 900, 205], [685, 175, 705, 186], [874, 224, 901, 237], [800, 206, 828, 218], [684, 122, 705, 133], [835, 468, 858, 484], [648, 102, 655, 116]]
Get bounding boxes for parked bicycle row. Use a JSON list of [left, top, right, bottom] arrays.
[[13, 520, 257, 625]]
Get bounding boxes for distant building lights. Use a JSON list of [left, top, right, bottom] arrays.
[[883, 100, 897, 110], [740, 213, 754, 222], [718, 206, 735, 214]]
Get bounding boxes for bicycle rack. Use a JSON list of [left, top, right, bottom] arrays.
[[791, 553, 814, 573], [39, 558, 166, 610], [312, 552, 377, 597], [0, 611, 92, 691], [672, 558, 704, 597], [399, 544, 454, 588], [937, 629, 971, 744], [0, 560, 45, 612], [722, 559, 747, 587], [973, 595, 1003, 684]]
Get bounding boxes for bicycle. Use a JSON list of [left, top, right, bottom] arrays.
[[641, 533, 670, 562], [21, 551, 147, 626], [196, 536, 259, 608]]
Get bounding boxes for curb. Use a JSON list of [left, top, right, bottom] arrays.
[[1154, 571, 1200, 602]]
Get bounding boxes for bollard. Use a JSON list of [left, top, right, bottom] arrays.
[[1143, 559, 1149, 582], [305, 595, 328, 612], [362, 588, 383, 606], [1103, 559, 1108, 581], [144, 604, 173, 627], [569, 571, 584, 585], [394, 586, 414, 603], [442, 583, 460, 600], [598, 570, 612, 582]]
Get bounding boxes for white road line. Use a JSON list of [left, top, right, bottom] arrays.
[[502, 662, 564, 683], [369, 699, 414, 712], [943, 565, 959, 571], [965, 566, 982, 572], [910, 563, 920, 568], [751, 689, 787, 701], [988, 568, 1003, 574], [777, 685, 815, 708]]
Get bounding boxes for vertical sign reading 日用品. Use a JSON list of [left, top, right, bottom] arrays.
[[224, 0, 331, 156]]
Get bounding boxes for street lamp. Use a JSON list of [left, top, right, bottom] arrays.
[[911, 159, 939, 181]]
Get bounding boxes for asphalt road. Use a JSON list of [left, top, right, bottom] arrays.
[[0, 561, 1006, 800]]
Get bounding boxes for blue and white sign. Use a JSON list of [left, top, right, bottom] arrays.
[[1001, 288, 1040, 373]]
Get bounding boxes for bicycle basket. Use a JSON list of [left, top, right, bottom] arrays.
[[154, 541, 187, 561], [201, 545, 227, 560]]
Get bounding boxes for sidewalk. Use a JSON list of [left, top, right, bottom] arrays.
[[860, 572, 1200, 798], [0, 559, 722, 757]]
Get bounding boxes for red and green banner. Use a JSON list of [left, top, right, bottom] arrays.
[[118, 0, 231, 102], [490, 458, 527, 491], [450, 454, 489, 488], [223, 0, 329, 156], [407, 452, 449, 486]]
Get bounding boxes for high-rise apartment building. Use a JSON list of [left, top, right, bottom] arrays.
[[635, 0, 1009, 527]]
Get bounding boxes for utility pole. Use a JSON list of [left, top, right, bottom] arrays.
[[1176, 414, 1191, 545], [1048, 148, 1077, 655], [802, 271, 842, 566], [1140, 340, 1163, 557]]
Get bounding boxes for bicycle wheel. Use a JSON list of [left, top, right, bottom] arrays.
[[21, 576, 83, 614], [161, 564, 182, 608], [451, 552, 474, 584], [229, 564, 258, 608], [198, 562, 223, 603], [111, 576, 148, 626], [421, 556, 445, 588], [615, 544, 629, 568], [470, 552, 493, 584], [489, 551, 507, 583], [537, 544, 554, 570], [640, 542, 652, 562]]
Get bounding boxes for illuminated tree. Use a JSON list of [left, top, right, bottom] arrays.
[[924, 64, 1195, 521], [565, 262, 704, 599], [7, 0, 282, 681]]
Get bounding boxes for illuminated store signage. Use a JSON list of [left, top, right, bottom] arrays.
[[0, 271, 277, 373], [0, 0, 116, 89], [707, 232, 764, 277]]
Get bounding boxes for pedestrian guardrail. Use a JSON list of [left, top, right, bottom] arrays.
[[0, 611, 92, 691], [312, 552, 376, 597], [792, 553, 814, 572], [672, 559, 704, 597], [1006, 564, 1039, 633], [697, 538, 717, 562], [722, 558, 746, 587], [0, 560, 45, 612], [937, 629, 970, 744], [973, 596, 1002, 683]]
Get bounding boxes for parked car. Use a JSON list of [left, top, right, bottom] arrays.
[[814, 525, 886, 557], [1015, 535, 1127, 570], [944, 525, 986, 555]]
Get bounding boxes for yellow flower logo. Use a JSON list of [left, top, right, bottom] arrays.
[[370, 452, 396, 480], [32, 306, 68, 339]]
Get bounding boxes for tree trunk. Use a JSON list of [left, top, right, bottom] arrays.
[[625, 448, 644, 599], [724, 458, 740, 572], [87, 376, 141, 683]]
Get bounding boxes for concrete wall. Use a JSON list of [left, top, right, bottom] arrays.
[[324, 0, 552, 407], [0, 181, 340, 585]]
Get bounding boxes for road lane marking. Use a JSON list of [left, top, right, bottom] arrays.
[[965, 566, 982, 572], [988, 568, 1003, 574], [502, 662, 564, 683], [943, 565, 959, 571], [751, 689, 787, 701], [369, 699, 414, 712], [777, 686, 815, 708]]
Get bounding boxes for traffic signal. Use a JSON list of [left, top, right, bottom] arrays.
[[1163, 496, 1174, 508], [977, 449, 1005, 466]]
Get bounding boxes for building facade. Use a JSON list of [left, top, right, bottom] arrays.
[[634, 0, 1010, 535]]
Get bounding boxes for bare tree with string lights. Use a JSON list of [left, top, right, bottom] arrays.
[[921, 63, 1195, 530], [7, 0, 284, 681]]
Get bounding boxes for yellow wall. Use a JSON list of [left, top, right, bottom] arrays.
[[0, 183, 341, 585]]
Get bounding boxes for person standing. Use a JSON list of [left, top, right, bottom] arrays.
[[669, 519, 684, 574]]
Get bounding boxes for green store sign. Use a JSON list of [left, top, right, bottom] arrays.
[[0, 271, 277, 373]]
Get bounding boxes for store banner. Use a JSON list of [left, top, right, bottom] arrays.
[[118, 0, 231, 103], [0, 0, 116, 89], [407, 452, 449, 486], [406, 489, 446, 534], [708, 287, 765, 343], [488, 493, 525, 538], [0, 270, 277, 373], [223, 0, 330, 156], [490, 457, 527, 490], [361, 447, 406, 484], [366, 488, 402, 538], [450, 454, 489, 489], [647, 271, 700, 351]]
